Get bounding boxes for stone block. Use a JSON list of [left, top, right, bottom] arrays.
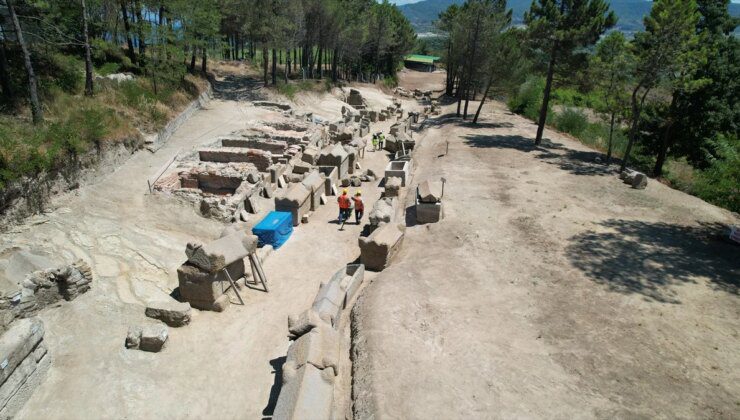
[[273, 362, 334, 420], [416, 202, 444, 224], [338, 264, 364, 309], [286, 323, 340, 376], [417, 180, 443, 203], [385, 176, 402, 198], [198, 147, 272, 171], [0, 318, 44, 385], [145, 301, 192, 327], [275, 183, 312, 227], [301, 147, 320, 165], [185, 231, 258, 273], [632, 173, 648, 189], [177, 262, 243, 311], [288, 308, 329, 339], [125, 326, 142, 349], [314, 279, 344, 309], [369, 197, 396, 226], [359, 223, 404, 271], [312, 297, 341, 328], [301, 171, 325, 211], [317, 166, 338, 196], [384, 160, 411, 187], [139, 325, 168, 352]]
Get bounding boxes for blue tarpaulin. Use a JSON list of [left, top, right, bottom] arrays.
[[252, 211, 293, 249]]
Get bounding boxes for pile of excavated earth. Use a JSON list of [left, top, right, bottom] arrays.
[[0, 65, 737, 419]]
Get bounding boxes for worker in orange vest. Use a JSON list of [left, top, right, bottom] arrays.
[[337, 188, 352, 223], [352, 190, 364, 225]]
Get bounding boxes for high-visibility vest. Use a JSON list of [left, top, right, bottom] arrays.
[[338, 195, 351, 209], [352, 197, 364, 211]]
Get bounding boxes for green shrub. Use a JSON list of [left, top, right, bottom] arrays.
[[97, 62, 121, 76], [508, 76, 548, 121], [382, 75, 398, 89], [49, 53, 83, 94], [692, 134, 740, 212], [552, 87, 605, 111], [555, 107, 588, 136]]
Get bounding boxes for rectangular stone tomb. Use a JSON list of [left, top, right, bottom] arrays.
[[275, 183, 312, 227], [301, 171, 325, 212], [317, 166, 338, 196], [220, 137, 288, 154], [384, 160, 411, 187], [358, 223, 404, 271], [317, 145, 350, 179], [0, 318, 49, 419], [198, 148, 273, 172], [181, 172, 245, 196]]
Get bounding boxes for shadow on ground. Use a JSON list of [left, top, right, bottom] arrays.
[[463, 133, 620, 177], [566, 220, 740, 304], [261, 356, 286, 418], [212, 74, 265, 102]]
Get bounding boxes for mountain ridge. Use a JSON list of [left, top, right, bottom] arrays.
[[399, 0, 740, 33]]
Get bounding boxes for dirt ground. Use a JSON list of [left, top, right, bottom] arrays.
[[351, 71, 740, 419], [0, 68, 408, 419], [2, 64, 737, 419]]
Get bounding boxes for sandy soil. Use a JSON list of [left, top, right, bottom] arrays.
[[351, 72, 740, 419], [0, 71, 398, 419]]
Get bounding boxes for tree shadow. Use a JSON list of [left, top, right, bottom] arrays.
[[536, 149, 619, 176], [463, 134, 541, 153], [463, 133, 618, 177], [261, 356, 286, 418], [460, 121, 514, 130], [566, 219, 739, 304], [212, 74, 265, 102]]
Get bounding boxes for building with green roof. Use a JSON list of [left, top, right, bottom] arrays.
[[403, 54, 441, 72]]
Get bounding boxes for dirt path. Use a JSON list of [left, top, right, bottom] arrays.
[[0, 73, 395, 418], [352, 95, 740, 417]]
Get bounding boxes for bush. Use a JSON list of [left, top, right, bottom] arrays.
[[555, 107, 588, 137], [692, 134, 740, 212], [48, 53, 84, 94], [97, 62, 121, 76], [551, 88, 605, 111], [508, 76, 548, 121], [382, 75, 398, 89]]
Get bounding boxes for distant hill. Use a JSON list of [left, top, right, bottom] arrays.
[[399, 0, 740, 34]]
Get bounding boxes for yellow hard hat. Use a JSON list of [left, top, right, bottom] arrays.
[[342, 188, 348, 194], [355, 190, 362, 196]]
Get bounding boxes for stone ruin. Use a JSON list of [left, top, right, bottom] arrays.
[[275, 264, 365, 419], [154, 112, 328, 223], [177, 230, 258, 312], [359, 224, 404, 271], [346, 89, 366, 109], [0, 318, 49, 418], [416, 180, 444, 224], [0, 260, 93, 332], [0, 259, 92, 417]]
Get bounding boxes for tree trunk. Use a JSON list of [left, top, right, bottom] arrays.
[[332, 46, 339, 83], [620, 85, 649, 173], [473, 72, 494, 124], [7, 0, 43, 123], [285, 51, 289, 83], [653, 95, 678, 176], [201, 48, 207, 74], [82, 0, 94, 96], [316, 46, 323, 79], [606, 111, 615, 164], [271, 49, 277, 85], [0, 31, 13, 99], [535, 47, 557, 146], [190, 47, 196, 72], [119, 0, 137, 65], [134, 1, 146, 57], [262, 47, 268, 85]]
